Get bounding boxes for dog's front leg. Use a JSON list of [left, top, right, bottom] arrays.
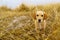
[[44, 20, 46, 30], [35, 21, 39, 33]]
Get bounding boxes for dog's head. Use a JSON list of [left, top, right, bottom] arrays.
[[32, 11, 47, 23]]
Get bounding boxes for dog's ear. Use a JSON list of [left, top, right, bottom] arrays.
[[31, 11, 36, 20], [32, 12, 36, 20], [44, 12, 47, 20]]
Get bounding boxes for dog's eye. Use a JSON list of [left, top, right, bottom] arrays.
[[37, 15, 39, 16], [41, 15, 43, 17]]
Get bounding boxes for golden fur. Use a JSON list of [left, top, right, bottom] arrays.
[[31, 10, 47, 32]]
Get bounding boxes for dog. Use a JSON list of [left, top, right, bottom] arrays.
[[31, 10, 47, 32]]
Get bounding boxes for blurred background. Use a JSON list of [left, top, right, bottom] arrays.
[[0, 0, 60, 40], [0, 0, 60, 8]]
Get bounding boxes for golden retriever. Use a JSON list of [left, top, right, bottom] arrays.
[[31, 10, 47, 32]]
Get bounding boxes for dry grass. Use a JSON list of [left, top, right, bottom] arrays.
[[0, 4, 60, 40]]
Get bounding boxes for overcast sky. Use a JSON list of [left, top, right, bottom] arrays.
[[0, 0, 60, 8]]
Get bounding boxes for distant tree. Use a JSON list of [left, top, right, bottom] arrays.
[[16, 4, 30, 12], [0, 6, 12, 11]]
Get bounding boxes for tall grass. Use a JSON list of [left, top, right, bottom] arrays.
[[0, 3, 60, 40]]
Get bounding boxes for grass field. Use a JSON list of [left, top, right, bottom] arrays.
[[0, 3, 60, 40]]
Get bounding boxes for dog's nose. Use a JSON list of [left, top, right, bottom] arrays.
[[38, 19, 41, 22]]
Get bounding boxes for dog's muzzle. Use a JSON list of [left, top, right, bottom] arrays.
[[38, 19, 41, 23]]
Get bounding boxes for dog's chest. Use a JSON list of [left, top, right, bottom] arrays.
[[38, 22, 44, 29]]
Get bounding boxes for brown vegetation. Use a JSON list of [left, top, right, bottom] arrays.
[[0, 3, 60, 40]]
